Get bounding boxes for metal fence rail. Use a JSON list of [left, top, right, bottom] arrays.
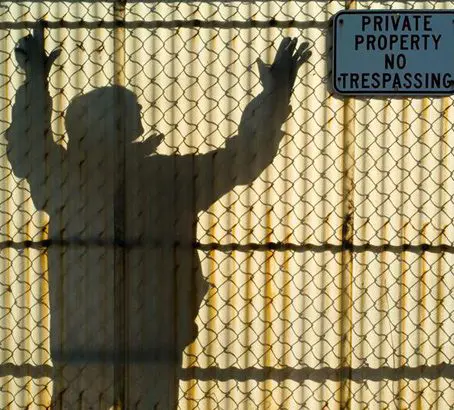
[[0, 1, 453, 409]]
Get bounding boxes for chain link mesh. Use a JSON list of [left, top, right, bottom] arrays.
[[0, 1, 452, 409]]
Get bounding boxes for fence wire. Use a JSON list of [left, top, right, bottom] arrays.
[[0, 1, 453, 409]]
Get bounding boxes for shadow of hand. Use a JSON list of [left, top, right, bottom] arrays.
[[257, 37, 311, 94], [14, 20, 61, 80]]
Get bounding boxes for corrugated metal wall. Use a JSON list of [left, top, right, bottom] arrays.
[[0, 1, 453, 409]]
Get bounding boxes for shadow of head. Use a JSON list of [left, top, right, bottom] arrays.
[[65, 85, 145, 150]]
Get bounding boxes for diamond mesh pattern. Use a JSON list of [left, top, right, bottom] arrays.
[[0, 1, 452, 409]]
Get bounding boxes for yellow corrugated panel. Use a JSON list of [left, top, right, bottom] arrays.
[[0, 1, 452, 409]]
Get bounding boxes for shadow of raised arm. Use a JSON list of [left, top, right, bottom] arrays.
[[5, 21, 64, 212], [185, 38, 311, 211]]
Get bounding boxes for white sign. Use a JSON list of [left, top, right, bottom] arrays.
[[333, 10, 454, 95]]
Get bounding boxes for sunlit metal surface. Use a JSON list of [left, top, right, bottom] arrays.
[[0, 1, 452, 408]]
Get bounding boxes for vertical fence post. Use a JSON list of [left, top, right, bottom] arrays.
[[339, 1, 356, 408], [113, 0, 127, 408]]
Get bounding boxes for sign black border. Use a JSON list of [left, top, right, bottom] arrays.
[[333, 9, 454, 96]]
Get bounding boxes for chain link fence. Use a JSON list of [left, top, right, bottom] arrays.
[[0, 1, 453, 409]]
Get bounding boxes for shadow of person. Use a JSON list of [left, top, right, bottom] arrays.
[[6, 22, 311, 409]]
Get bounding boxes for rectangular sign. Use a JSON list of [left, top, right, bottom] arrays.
[[333, 10, 454, 95]]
